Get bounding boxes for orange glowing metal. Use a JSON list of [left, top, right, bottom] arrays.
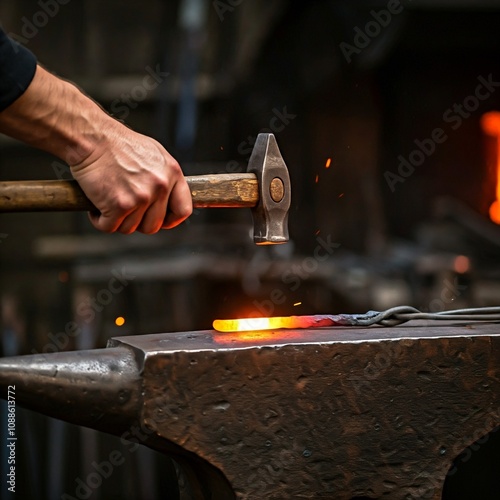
[[213, 315, 338, 332], [481, 111, 500, 224]]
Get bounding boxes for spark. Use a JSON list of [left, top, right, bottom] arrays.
[[115, 316, 125, 327], [325, 158, 331, 168]]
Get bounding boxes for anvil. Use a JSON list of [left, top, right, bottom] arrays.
[[1, 323, 500, 499]]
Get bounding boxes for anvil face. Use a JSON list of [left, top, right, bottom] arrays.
[[106, 323, 500, 499], [1, 324, 499, 498]]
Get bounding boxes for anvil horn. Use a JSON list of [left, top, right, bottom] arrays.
[[0, 347, 142, 435], [0, 342, 235, 499]]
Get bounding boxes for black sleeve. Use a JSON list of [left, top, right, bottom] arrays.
[[0, 27, 37, 112]]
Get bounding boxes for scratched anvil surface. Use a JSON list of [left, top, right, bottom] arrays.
[[107, 322, 500, 499]]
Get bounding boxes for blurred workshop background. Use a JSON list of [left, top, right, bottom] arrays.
[[1, 0, 500, 498]]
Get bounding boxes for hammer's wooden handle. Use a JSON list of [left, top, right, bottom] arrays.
[[0, 174, 259, 212]]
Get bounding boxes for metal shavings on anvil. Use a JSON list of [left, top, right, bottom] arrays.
[[213, 305, 500, 332]]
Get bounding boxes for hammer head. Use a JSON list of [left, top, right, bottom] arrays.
[[247, 133, 291, 244]]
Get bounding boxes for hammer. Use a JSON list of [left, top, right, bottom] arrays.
[[1, 323, 499, 498], [0, 133, 291, 245]]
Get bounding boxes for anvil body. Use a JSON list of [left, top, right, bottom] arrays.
[[1, 323, 500, 499]]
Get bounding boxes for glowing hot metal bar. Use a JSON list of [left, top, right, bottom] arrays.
[[212, 315, 341, 332], [213, 306, 500, 332]]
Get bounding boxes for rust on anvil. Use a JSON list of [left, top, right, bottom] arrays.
[[1, 323, 500, 499]]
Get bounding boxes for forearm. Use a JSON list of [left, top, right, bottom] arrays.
[[0, 52, 191, 234], [0, 65, 117, 165]]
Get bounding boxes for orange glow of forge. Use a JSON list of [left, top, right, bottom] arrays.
[[490, 200, 500, 224], [481, 111, 500, 224], [213, 316, 312, 332]]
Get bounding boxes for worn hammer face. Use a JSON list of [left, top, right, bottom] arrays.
[[247, 133, 291, 244]]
